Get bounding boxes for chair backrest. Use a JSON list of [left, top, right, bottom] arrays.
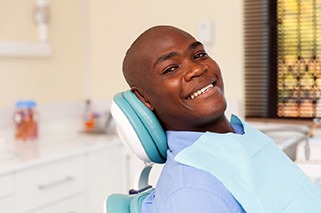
[[106, 90, 168, 213], [111, 90, 168, 164]]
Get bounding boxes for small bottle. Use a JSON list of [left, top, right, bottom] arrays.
[[84, 99, 95, 130], [13, 100, 38, 141]]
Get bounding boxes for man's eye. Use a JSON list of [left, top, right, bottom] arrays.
[[163, 66, 178, 75], [194, 52, 208, 59]]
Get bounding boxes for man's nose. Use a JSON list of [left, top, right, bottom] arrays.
[[184, 61, 208, 81]]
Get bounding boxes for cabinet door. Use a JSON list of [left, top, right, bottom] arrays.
[[33, 194, 86, 213], [0, 173, 14, 212], [121, 146, 145, 192], [121, 147, 164, 191], [87, 142, 123, 213], [15, 155, 86, 212], [0, 197, 15, 213]]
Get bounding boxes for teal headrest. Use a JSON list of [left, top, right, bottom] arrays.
[[111, 90, 167, 164]]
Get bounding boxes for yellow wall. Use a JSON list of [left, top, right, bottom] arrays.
[[0, 0, 244, 108], [0, 0, 84, 107]]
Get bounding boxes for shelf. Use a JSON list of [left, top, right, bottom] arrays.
[[0, 41, 52, 58]]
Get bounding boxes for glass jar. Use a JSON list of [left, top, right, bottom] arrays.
[[13, 100, 38, 141]]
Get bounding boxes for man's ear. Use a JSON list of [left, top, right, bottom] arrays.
[[132, 89, 155, 111]]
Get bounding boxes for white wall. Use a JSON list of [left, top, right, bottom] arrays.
[[0, 0, 244, 110]]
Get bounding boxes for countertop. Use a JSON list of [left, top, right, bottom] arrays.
[[0, 100, 122, 175], [0, 130, 121, 175]]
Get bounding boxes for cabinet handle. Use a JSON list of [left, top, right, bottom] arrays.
[[38, 176, 74, 190]]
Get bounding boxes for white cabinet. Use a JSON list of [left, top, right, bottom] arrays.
[[0, 138, 125, 213], [0, 173, 15, 212], [121, 147, 145, 192], [15, 155, 86, 213], [87, 142, 123, 213], [32, 195, 86, 213], [0, 196, 15, 213], [120, 147, 163, 192]]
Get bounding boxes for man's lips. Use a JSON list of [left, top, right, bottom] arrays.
[[189, 80, 217, 100]]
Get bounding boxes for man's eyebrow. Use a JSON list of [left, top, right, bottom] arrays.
[[189, 41, 203, 50], [154, 41, 203, 66], [155, 51, 178, 66]]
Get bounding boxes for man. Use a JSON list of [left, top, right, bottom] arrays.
[[123, 25, 245, 212], [121, 25, 321, 212]]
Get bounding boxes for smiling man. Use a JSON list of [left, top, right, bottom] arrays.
[[120, 25, 321, 213], [123, 25, 233, 134], [122, 25, 245, 212]]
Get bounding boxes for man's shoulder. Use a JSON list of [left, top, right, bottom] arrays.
[[156, 155, 231, 198], [142, 156, 245, 213], [153, 167, 244, 213]]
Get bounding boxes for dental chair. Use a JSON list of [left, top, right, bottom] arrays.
[[105, 90, 168, 213]]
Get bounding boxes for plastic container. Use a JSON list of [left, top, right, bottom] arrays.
[[84, 99, 95, 130], [13, 100, 38, 141]]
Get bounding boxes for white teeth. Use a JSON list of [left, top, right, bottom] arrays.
[[190, 84, 214, 99]]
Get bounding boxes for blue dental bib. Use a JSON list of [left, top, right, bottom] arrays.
[[175, 115, 321, 213]]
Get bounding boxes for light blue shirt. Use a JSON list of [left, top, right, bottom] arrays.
[[141, 123, 246, 213]]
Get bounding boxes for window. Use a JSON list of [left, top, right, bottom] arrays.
[[244, 0, 321, 119]]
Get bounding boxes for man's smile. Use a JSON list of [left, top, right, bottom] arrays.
[[189, 80, 218, 100]]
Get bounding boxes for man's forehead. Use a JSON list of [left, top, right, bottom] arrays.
[[132, 29, 195, 59]]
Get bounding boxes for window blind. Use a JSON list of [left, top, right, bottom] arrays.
[[244, 0, 321, 119], [244, 0, 271, 118]]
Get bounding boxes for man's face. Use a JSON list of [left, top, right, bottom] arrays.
[[133, 28, 226, 131]]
